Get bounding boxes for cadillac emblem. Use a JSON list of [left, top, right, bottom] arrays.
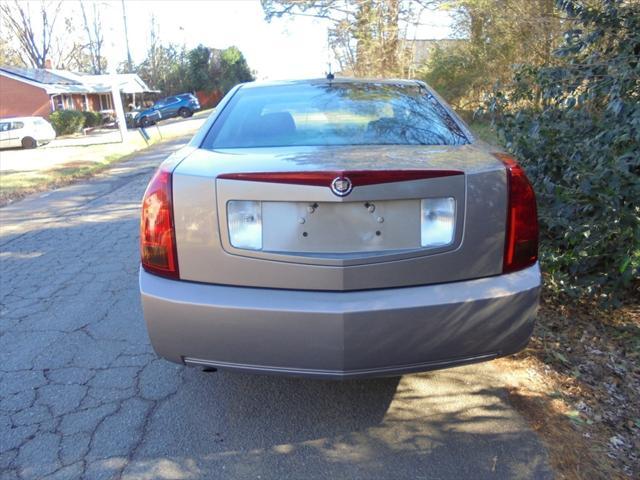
[[331, 176, 353, 196]]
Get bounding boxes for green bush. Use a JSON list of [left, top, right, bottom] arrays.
[[81, 111, 102, 128], [417, 44, 489, 111], [485, 0, 639, 301], [49, 110, 85, 135]]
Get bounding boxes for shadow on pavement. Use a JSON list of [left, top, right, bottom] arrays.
[[121, 365, 552, 480]]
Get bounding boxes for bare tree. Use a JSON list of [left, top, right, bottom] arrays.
[[0, 26, 25, 66], [147, 14, 161, 86], [79, 0, 105, 74], [261, 0, 440, 77], [0, 0, 63, 68]]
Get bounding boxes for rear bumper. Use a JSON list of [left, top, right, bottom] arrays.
[[140, 264, 540, 379]]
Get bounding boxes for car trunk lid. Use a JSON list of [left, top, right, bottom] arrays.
[[172, 144, 508, 290]]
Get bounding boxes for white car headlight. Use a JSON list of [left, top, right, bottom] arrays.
[[228, 200, 262, 250], [421, 197, 455, 247]]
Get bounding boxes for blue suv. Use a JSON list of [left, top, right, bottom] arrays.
[[136, 93, 201, 127]]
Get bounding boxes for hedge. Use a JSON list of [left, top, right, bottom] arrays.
[[49, 110, 85, 135], [486, 0, 639, 302], [81, 111, 102, 128]]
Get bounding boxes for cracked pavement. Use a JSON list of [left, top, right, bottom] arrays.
[[0, 135, 553, 479]]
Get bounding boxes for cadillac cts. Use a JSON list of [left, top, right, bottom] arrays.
[[139, 78, 540, 379]]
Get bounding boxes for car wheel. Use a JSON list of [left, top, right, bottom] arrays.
[[21, 137, 37, 149], [178, 108, 192, 118], [140, 116, 151, 128]]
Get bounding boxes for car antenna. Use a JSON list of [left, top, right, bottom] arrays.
[[326, 63, 334, 81]]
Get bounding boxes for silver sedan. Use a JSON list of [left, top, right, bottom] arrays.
[[139, 78, 540, 379]]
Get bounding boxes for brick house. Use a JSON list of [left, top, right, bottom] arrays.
[[0, 65, 157, 119]]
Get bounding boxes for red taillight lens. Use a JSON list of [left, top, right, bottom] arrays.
[[140, 166, 179, 279], [494, 153, 539, 273]]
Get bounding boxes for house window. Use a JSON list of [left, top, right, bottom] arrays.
[[98, 93, 113, 111], [50, 96, 61, 111], [64, 95, 74, 109]]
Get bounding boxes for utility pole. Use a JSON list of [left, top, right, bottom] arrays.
[[121, 0, 133, 72]]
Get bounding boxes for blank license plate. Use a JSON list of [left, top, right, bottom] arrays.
[[262, 200, 421, 253]]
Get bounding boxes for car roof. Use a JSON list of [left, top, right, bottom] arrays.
[[239, 77, 422, 90], [159, 93, 192, 99]]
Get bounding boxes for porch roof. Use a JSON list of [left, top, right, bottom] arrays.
[[0, 66, 160, 95]]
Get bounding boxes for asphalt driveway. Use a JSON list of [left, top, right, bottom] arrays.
[[0, 136, 553, 480]]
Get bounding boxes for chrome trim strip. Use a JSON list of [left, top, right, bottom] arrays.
[[183, 352, 499, 379]]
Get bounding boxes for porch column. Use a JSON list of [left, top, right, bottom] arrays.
[[111, 84, 128, 140]]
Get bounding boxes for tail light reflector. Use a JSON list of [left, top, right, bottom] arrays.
[[227, 200, 263, 250], [421, 197, 456, 247], [494, 153, 538, 273], [140, 166, 179, 278]]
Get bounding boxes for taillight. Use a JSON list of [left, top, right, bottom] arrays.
[[494, 153, 538, 273], [140, 166, 179, 279]]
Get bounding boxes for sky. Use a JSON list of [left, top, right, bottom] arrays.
[[99, 0, 454, 80]]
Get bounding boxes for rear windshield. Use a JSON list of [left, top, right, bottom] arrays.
[[203, 82, 468, 149]]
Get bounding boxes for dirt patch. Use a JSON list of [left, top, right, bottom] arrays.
[[496, 299, 639, 479]]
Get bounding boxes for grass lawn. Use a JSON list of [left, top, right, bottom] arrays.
[[0, 121, 203, 207], [0, 137, 149, 206], [1, 153, 129, 206]]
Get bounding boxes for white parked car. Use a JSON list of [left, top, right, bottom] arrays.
[[0, 116, 56, 149]]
